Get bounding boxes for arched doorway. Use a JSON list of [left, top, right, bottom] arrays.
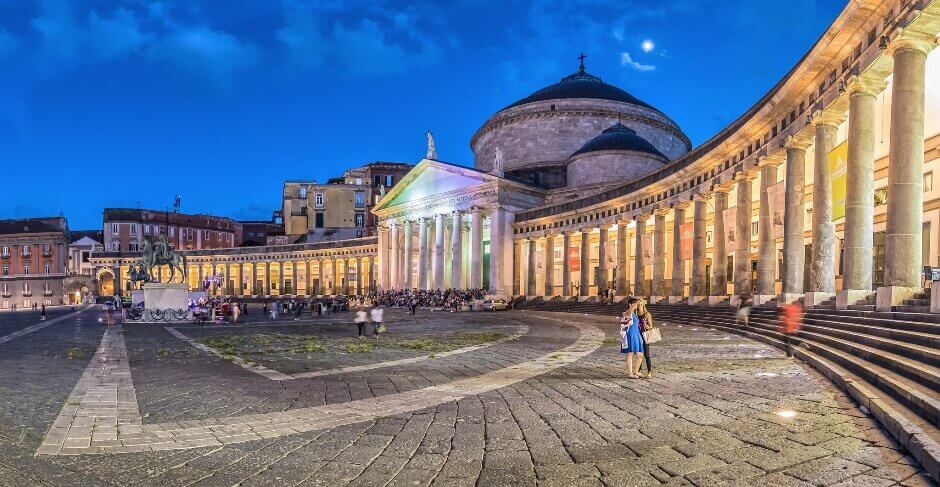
[[98, 270, 115, 297]]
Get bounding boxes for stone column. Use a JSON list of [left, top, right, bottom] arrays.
[[377, 227, 387, 289], [356, 257, 363, 295], [250, 262, 257, 295], [544, 235, 555, 296], [711, 187, 730, 299], [690, 195, 708, 300], [652, 210, 668, 296], [513, 240, 522, 295], [389, 223, 400, 290], [579, 230, 590, 297], [734, 173, 754, 296], [839, 79, 884, 308], [331, 258, 339, 295], [635, 216, 648, 296], [562, 233, 572, 296], [433, 214, 445, 289], [469, 208, 483, 289], [487, 206, 512, 295], [265, 261, 272, 295], [671, 203, 688, 299], [807, 113, 843, 306], [781, 139, 810, 302], [451, 211, 463, 289], [616, 222, 629, 296], [756, 157, 780, 298], [526, 238, 537, 296], [417, 218, 429, 290], [403, 221, 414, 289], [597, 226, 609, 293], [880, 37, 933, 310]]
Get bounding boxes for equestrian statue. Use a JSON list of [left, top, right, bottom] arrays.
[[139, 235, 188, 284]]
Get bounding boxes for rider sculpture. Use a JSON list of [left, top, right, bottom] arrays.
[[139, 235, 187, 284]]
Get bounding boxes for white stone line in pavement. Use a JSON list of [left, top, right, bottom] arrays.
[[164, 327, 293, 381], [286, 323, 529, 380], [167, 321, 529, 381], [37, 316, 602, 455], [37, 325, 142, 455], [0, 305, 93, 345]]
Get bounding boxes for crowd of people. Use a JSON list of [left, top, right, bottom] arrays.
[[365, 289, 487, 311]]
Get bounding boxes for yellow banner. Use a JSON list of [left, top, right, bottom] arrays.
[[829, 141, 847, 221]]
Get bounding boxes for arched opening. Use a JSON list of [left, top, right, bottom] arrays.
[[98, 271, 115, 297]]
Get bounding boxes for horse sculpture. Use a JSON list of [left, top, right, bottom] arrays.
[[140, 236, 187, 284]]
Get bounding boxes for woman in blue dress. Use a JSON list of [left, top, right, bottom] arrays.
[[620, 297, 645, 379]]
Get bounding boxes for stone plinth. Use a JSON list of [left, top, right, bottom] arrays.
[[753, 295, 775, 306], [876, 286, 920, 312], [708, 296, 729, 306], [687, 296, 706, 305], [777, 293, 803, 306], [931, 282, 940, 314], [143, 283, 189, 313], [648, 296, 666, 304], [804, 292, 835, 308], [836, 290, 871, 310], [667, 296, 684, 304]]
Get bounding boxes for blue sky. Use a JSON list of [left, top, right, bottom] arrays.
[[0, 0, 845, 230]]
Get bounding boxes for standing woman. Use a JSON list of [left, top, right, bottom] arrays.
[[619, 298, 644, 379], [636, 299, 654, 378]]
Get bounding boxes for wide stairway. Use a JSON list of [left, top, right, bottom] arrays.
[[514, 297, 940, 479]]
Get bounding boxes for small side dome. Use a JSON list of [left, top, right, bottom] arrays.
[[571, 123, 666, 159], [566, 123, 668, 188]]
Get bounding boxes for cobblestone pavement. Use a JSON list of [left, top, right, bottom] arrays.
[[0, 307, 932, 486]]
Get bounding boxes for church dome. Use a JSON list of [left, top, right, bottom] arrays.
[[503, 67, 660, 113], [571, 123, 666, 158]]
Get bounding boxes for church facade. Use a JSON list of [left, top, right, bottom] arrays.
[[92, 0, 940, 313]]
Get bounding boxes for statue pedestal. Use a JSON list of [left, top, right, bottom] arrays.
[[141, 283, 190, 322]]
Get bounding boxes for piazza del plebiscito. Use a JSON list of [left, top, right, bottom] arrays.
[[92, 0, 940, 313]]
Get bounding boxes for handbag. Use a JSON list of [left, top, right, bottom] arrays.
[[643, 327, 662, 344], [377, 323, 387, 334]]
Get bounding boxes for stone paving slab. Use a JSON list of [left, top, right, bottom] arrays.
[[0, 308, 932, 485]]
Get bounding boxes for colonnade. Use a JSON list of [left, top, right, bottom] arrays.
[[378, 205, 513, 293], [188, 256, 375, 297], [512, 35, 936, 310]]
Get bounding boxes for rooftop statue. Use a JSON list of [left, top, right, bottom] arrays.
[[426, 130, 438, 160]]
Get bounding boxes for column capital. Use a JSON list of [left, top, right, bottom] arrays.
[[845, 74, 888, 96], [673, 201, 691, 210], [653, 207, 670, 217], [695, 191, 713, 202], [469, 206, 483, 215], [635, 213, 652, 222], [811, 108, 846, 128], [784, 133, 813, 151], [888, 31, 937, 56], [713, 181, 736, 193], [757, 152, 785, 168], [734, 170, 755, 182]]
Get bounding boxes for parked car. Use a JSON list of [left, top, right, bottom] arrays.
[[483, 299, 509, 311]]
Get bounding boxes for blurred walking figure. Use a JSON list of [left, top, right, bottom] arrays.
[[370, 306, 385, 338], [780, 302, 803, 357], [355, 308, 369, 338], [40, 304, 46, 321], [736, 294, 752, 328]]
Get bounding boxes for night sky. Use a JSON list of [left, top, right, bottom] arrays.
[[0, 0, 846, 230]]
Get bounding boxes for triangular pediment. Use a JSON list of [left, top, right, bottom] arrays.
[[373, 159, 497, 213]]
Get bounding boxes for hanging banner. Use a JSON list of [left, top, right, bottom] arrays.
[[679, 222, 694, 260], [723, 207, 737, 253], [642, 233, 654, 266], [605, 240, 616, 268], [567, 246, 580, 272], [829, 140, 848, 221], [767, 181, 786, 239], [535, 247, 544, 272]]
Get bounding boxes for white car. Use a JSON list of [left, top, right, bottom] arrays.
[[483, 299, 509, 311]]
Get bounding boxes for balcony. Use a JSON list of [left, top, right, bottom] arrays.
[[43, 290, 54, 296], [41, 250, 53, 257], [21, 292, 32, 297], [0, 292, 11, 298], [0, 253, 9, 260]]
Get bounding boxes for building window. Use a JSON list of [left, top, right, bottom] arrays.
[[111, 223, 119, 234], [44, 263, 50, 274], [385, 175, 394, 186], [299, 186, 308, 199], [130, 224, 137, 235], [22, 245, 30, 256], [23, 264, 29, 275], [373, 174, 381, 186], [42, 244, 51, 254], [355, 213, 364, 228], [355, 192, 365, 208], [752, 222, 759, 236], [1, 246, 7, 257], [129, 242, 139, 252], [23, 283, 29, 294], [43, 282, 50, 293], [315, 193, 324, 208], [315, 212, 324, 228], [169, 227, 174, 237], [111, 243, 120, 251], [925, 172, 933, 192], [144, 225, 150, 235], [1, 265, 7, 276], [355, 178, 362, 186]]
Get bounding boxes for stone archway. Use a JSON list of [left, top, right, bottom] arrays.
[[97, 270, 115, 297]]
